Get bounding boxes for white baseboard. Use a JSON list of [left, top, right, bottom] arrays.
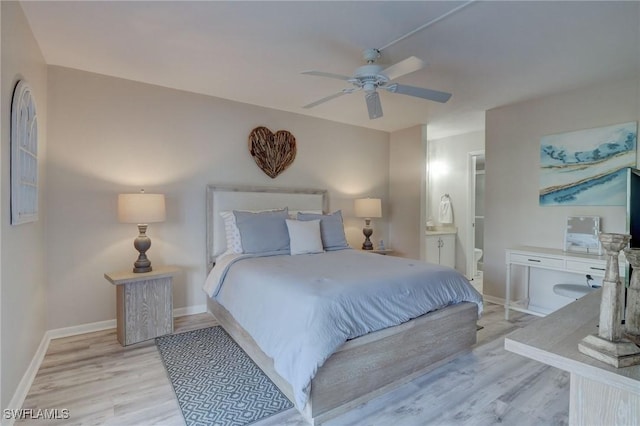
[[47, 318, 117, 340], [45, 304, 207, 338], [482, 294, 505, 306], [173, 304, 206, 317], [3, 331, 50, 426], [4, 304, 206, 424]]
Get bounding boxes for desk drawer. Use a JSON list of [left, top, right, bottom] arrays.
[[565, 260, 606, 275], [510, 253, 564, 269], [565, 259, 625, 277]]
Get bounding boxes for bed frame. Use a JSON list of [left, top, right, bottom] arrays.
[[205, 185, 478, 425]]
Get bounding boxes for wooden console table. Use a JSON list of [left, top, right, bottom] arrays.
[[505, 290, 639, 425], [505, 246, 625, 320]]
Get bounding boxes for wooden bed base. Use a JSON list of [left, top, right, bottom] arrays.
[[208, 298, 477, 425]]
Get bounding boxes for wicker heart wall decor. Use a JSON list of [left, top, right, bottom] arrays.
[[248, 126, 297, 179]]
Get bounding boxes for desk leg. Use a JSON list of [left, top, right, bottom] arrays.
[[525, 265, 531, 308], [505, 263, 511, 320]]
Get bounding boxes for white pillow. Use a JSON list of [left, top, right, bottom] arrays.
[[220, 210, 243, 255], [285, 219, 324, 255]]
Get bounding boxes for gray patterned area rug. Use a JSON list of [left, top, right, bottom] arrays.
[[156, 326, 293, 426]]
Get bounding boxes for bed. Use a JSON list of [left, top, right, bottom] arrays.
[[204, 185, 482, 425]]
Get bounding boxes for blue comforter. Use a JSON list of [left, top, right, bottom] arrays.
[[203, 249, 483, 409]]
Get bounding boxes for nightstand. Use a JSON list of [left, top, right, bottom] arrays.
[[104, 266, 177, 346], [364, 249, 394, 255]]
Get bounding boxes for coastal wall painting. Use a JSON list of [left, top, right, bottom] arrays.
[[540, 122, 637, 206]]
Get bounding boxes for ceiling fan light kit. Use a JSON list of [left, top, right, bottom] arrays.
[[366, 92, 382, 120]]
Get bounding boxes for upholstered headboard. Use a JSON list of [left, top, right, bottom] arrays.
[[206, 185, 328, 270]]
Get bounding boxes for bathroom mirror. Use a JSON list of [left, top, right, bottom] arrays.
[[564, 216, 601, 255]]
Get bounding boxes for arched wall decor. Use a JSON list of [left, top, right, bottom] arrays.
[[248, 126, 297, 179], [11, 80, 39, 225]]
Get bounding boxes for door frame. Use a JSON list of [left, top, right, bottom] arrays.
[[467, 150, 485, 279]]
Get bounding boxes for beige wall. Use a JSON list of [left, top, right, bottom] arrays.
[[1, 1, 48, 410], [46, 66, 390, 329], [485, 77, 640, 300], [427, 130, 485, 275], [388, 125, 426, 259]]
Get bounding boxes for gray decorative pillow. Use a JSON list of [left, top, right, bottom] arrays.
[[234, 208, 290, 254], [297, 210, 349, 251]]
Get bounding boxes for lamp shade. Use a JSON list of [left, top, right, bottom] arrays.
[[354, 198, 382, 218], [118, 193, 166, 224]]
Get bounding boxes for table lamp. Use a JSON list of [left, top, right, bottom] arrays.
[[354, 198, 382, 250], [118, 190, 166, 273]]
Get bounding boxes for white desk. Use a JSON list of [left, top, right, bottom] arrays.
[[505, 290, 639, 425], [505, 246, 625, 320]]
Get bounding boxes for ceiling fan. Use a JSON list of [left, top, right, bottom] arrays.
[[302, 48, 452, 119]]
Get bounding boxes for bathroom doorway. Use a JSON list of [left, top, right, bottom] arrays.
[[467, 151, 485, 293]]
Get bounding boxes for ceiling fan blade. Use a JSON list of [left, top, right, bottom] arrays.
[[303, 91, 348, 109], [301, 70, 351, 81], [365, 92, 383, 119], [381, 56, 427, 81], [385, 83, 452, 103]]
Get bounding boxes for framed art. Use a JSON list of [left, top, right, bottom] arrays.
[[11, 80, 39, 225], [539, 122, 637, 206]]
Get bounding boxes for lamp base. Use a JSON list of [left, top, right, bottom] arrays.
[[133, 224, 153, 273], [133, 264, 152, 273], [362, 227, 373, 250]]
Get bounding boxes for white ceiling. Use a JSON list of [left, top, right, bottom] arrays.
[[20, 1, 640, 139]]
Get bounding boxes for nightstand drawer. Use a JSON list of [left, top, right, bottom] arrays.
[[510, 253, 564, 269]]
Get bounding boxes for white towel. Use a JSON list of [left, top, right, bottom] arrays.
[[439, 196, 453, 224]]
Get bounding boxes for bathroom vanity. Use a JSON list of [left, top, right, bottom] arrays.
[[425, 228, 456, 269]]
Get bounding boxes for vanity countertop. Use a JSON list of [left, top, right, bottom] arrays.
[[425, 227, 457, 236]]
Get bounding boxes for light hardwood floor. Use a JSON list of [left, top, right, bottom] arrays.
[[18, 303, 569, 425]]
